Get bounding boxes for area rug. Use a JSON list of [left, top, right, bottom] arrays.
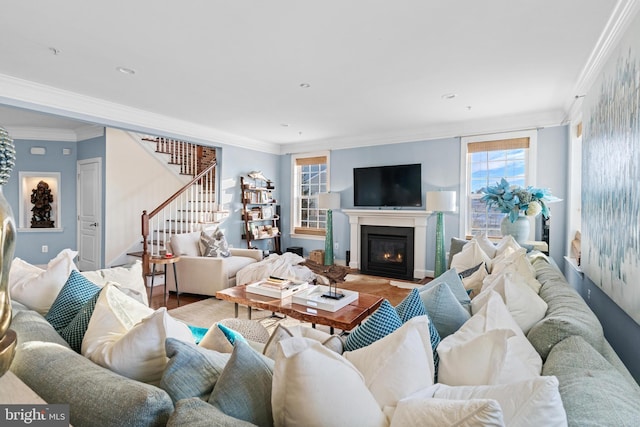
[[168, 297, 327, 333]]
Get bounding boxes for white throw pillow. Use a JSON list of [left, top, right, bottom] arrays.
[[9, 257, 44, 289], [272, 337, 387, 427], [484, 250, 542, 294], [431, 376, 567, 427], [437, 292, 542, 386], [461, 262, 488, 298], [261, 324, 343, 359], [475, 234, 498, 259], [451, 241, 492, 273], [10, 249, 78, 314], [80, 260, 148, 305], [343, 316, 435, 409], [494, 235, 522, 256], [473, 272, 547, 334], [82, 284, 194, 384], [390, 396, 505, 427]]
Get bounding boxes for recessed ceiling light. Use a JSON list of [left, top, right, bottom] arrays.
[[280, 123, 290, 127], [116, 66, 136, 75], [299, 83, 311, 88], [441, 93, 457, 100]]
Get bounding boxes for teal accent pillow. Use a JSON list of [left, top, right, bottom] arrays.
[[45, 270, 101, 333], [395, 288, 427, 322], [217, 323, 247, 346], [395, 288, 441, 381], [344, 300, 402, 351], [418, 282, 471, 338], [209, 340, 275, 427], [59, 290, 101, 352], [160, 338, 231, 404], [187, 324, 209, 344]]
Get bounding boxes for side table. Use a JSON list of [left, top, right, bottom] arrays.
[[0, 371, 46, 403], [149, 256, 181, 307]]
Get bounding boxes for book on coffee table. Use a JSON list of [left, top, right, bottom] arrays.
[[246, 279, 309, 299], [292, 285, 358, 312]]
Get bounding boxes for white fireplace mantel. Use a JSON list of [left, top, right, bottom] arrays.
[[343, 209, 429, 279]]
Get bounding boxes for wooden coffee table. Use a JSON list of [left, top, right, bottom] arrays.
[[216, 285, 383, 334]]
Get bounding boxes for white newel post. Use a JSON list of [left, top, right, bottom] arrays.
[[343, 209, 429, 279]]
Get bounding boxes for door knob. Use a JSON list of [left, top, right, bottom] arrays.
[[90, 222, 98, 227]]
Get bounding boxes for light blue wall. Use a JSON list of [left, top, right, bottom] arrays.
[[5, 139, 78, 264], [218, 144, 280, 252], [280, 128, 569, 270]]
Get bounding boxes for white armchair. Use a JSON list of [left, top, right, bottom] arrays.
[[164, 231, 263, 296]]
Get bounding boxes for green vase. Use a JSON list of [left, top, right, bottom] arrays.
[[500, 214, 530, 245]]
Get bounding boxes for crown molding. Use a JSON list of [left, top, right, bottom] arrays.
[[279, 110, 565, 154], [0, 74, 280, 154], [3, 126, 78, 142], [75, 125, 105, 141], [564, 0, 640, 117]]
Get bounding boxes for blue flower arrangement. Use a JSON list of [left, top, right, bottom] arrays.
[[481, 178, 560, 222]]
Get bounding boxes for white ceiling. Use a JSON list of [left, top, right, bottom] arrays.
[[0, 1, 637, 153]]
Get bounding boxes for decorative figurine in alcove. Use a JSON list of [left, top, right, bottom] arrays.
[[30, 180, 55, 228]]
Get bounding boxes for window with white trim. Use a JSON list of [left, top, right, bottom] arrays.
[[291, 153, 329, 237], [461, 132, 536, 238]]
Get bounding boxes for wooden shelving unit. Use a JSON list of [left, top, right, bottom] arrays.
[[240, 176, 281, 253]]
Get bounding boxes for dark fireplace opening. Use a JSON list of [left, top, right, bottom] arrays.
[[361, 225, 414, 281]]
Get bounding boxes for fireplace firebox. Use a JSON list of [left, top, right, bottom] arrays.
[[360, 225, 414, 280]]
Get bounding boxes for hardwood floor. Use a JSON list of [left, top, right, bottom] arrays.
[[147, 288, 208, 310]]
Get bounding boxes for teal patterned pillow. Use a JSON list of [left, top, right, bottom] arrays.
[[45, 270, 101, 332], [344, 300, 402, 351], [59, 290, 101, 352], [395, 288, 441, 381], [395, 288, 427, 322]]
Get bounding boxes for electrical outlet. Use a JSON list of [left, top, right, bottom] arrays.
[[334, 242, 339, 251], [587, 289, 591, 300], [42, 245, 48, 253]]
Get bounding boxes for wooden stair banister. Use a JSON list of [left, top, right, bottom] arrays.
[[140, 160, 218, 277]]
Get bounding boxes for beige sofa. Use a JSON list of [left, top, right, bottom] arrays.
[[165, 231, 263, 296]]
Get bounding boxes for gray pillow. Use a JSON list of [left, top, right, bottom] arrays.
[[543, 335, 640, 426], [418, 282, 471, 338], [448, 237, 468, 268], [168, 398, 257, 427], [419, 267, 471, 308], [209, 340, 275, 427], [160, 338, 231, 404]]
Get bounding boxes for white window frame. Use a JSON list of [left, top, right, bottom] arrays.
[[459, 130, 537, 239], [290, 151, 330, 239]]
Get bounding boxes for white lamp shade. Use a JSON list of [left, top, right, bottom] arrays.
[[318, 192, 341, 210], [426, 191, 456, 212]]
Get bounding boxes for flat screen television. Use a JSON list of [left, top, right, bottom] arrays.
[[353, 163, 422, 207]]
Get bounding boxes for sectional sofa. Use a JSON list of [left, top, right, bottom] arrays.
[[7, 247, 640, 426]]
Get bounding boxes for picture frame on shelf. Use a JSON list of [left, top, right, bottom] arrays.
[[262, 206, 273, 219]]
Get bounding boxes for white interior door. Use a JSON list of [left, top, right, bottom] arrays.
[[77, 158, 102, 271]]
